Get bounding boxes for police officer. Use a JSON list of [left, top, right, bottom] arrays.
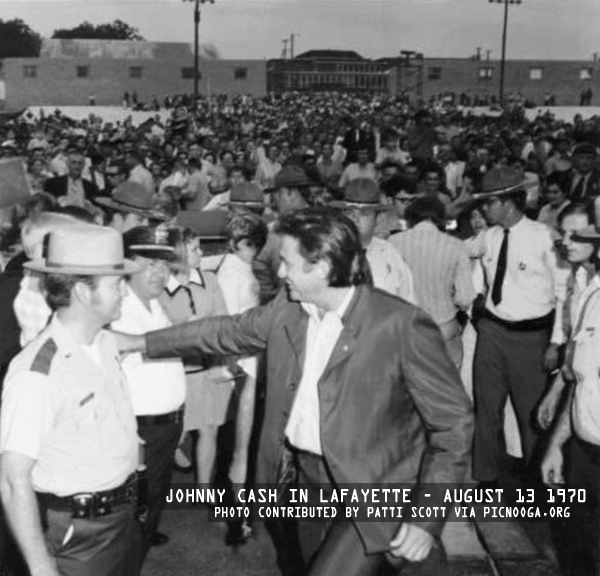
[[0, 225, 142, 576]]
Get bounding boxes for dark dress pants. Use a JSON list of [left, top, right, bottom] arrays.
[[473, 317, 549, 482], [136, 417, 182, 561], [44, 503, 140, 576], [294, 451, 449, 576], [551, 437, 600, 576]]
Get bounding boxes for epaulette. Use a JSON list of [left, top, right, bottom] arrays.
[[30, 338, 58, 375]]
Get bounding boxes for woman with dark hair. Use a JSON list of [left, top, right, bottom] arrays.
[[537, 171, 571, 230]]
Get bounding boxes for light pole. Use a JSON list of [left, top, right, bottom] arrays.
[[183, 0, 215, 111], [489, 0, 521, 106]]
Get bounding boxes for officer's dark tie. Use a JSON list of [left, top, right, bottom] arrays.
[[491, 228, 509, 305], [572, 175, 586, 198]]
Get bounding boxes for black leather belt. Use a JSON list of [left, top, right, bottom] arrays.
[[483, 309, 554, 332], [136, 407, 184, 426], [36, 473, 137, 519]]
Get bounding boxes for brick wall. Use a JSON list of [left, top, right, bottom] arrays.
[[2, 57, 266, 108]]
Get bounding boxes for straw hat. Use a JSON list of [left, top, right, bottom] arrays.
[[471, 167, 525, 200]]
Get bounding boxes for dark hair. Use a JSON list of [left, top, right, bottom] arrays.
[[557, 200, 593, 227], [545, 171, 570, 196], [503, 190, 528, 212], [166, 226, 200, 274], [274, 207, 369, 287], [226, 213, 268, 254], [405, 196, 447, 229], [43, 274, 98, 311]]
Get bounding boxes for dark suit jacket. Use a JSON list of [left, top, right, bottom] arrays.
[[567, 169, 600, 200], [146, 286, 473, 552], [43, 175, 100, 202]]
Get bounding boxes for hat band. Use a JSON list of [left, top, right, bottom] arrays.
[[113, 197, 152, 212], [129, 244, 174, 252], [484, 183, 523, 196], [46, 261, 125, 271], [344, 201, 382, 208]]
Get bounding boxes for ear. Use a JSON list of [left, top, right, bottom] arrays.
[[73, 280, 93, 307], [313, 258, 331, 281]]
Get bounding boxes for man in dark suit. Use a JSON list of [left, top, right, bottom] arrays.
[[44, 147, 100, 206], [118, 208, 473, 576], [568, 143, 600, 200]]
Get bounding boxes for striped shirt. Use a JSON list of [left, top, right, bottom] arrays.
[[390, 221, 475, 325]]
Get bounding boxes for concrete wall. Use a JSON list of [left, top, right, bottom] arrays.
[[418, 58, 600, 105], [2, 57, 266, 107]]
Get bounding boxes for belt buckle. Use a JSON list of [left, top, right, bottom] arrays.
[[71, 493, 95, 519]]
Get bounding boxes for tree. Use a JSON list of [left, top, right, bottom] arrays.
[[52, 20, 144, 41], [0, 19, 42, 58]]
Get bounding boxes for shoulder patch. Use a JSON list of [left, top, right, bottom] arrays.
[[30, 338, 58, 375]]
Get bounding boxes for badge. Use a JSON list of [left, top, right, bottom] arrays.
[[518, 262, 526, 271]]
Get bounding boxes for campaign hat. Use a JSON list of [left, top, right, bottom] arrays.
[[272, 165, 312, 190], [95, 181, 166, 220], [330, 178, 393, 211], [25, 225, 140, 275], [471, 166, 525, 200], [226, 182, 264, 209]]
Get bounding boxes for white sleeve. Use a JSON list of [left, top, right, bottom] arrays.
[[0, 371, 54, 460]]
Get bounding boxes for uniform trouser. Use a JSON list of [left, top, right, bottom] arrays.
[[136, 417, 182, 561], [44, 503, 140, 576], [473, 317, 549, 482], [294, 451, 449, 576], [551, 437, 600, 576]]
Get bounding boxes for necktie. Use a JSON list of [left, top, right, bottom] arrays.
[[361, 249, 374, 287], [491, 229, 509, 306], [572, 175, 586, 199]]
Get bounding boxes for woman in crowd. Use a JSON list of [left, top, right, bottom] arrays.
[[160, 226, 235, 487]]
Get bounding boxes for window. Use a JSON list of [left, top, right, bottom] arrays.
[[76, 66, 89, 78], [234, 67, 248, 80], [428, 67, 442, 80], [181, 67, 199, 79], [580, 68, 593, 80], [23, 65, 37, 78], [529, 68, 543, 80], [478, 67, 493, 80], [129, 66, 143, 79]]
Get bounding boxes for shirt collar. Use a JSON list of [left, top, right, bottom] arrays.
[[165, 269, 205, 295], [301, 286, 356, 324]]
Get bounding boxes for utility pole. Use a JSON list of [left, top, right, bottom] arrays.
[[282, 39, 289, 60], [183, 0, 215, 112], [475, 47, 482, 61], [489, 0, 522, 107], [290, 33, 295, 59], [486, 49, 492, 61]]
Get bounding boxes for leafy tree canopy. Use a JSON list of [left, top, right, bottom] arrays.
[[0, 19, 42, 58], [52, 20, 144, 41]]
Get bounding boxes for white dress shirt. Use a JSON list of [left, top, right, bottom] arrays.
[[285, 287, 355, 455], [112, 287, 186, 416], [571, 275, 600, 446], [469, 217, 561, 321]]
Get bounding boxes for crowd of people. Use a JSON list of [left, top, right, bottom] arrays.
[[0, 91, 599, 576]]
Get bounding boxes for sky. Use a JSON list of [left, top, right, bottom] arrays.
[[0, 0, 598, 62]]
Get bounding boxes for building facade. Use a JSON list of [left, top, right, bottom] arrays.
[[0, 39, 266, 109]]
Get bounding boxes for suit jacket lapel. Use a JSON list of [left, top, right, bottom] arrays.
[[319, 286, 367, 383], [284, 306, 308, 380]]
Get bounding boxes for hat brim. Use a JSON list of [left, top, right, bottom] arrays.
[[24, 258, 141, 276], [572, 226, 600, 243], [329, 200, 394, 212], [471, 183, 524, 200], [95, 197, 166, 220], [127, 246, 177, 261], [226, 201, 264, 209]]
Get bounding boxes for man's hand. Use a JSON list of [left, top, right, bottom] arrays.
[[537, 382, 562, 430], [111, 331, 146, 354], [543, 343, 560, 373], [541, 444, 565, 486], [389, 523, 434, 562]]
